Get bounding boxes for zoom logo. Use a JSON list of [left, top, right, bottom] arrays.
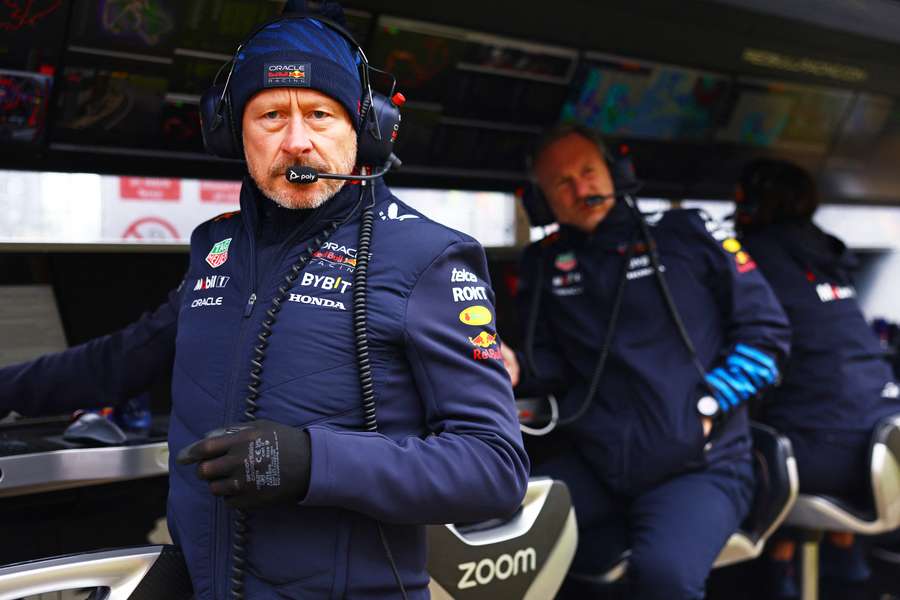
[[457, 548, 536, 589]]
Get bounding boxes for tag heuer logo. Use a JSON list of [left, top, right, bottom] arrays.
[[555, 252, 577, 272], [206, 238, 232, 268]]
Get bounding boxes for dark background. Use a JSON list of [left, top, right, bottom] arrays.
[[2, 0, 900, 202]]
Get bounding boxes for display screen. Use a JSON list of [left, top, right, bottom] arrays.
[[369, 18, 468, 105], [176, 0, 284, 54], [160, 98, 203, 152], [370, 16, 575, 122], [0, 0, 68, 70], [718, 80, 853, 152], [458, 35, 576, 84], [831, 93, 894, 159], [53, 65, 168, 147], [68, 0, 179, 57], [169, 52, 224, 96], [0, 70, 52, 144], [561, 56, 730, 141]]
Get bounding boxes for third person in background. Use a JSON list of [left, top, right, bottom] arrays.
[[736, 158, 900, 598]]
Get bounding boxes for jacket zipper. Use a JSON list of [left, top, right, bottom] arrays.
[[215, 223, 259, 599], [214, 203, 340, 597]]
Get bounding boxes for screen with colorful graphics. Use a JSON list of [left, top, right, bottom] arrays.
[[561, 55, 730, 141], [717, 80, 853, 152], [0, 0, 68, 70], [68, 0, 180, 57], [0, 70, 53, 144]]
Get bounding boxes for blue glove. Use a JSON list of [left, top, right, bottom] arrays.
[[705, 344, 779, 412]]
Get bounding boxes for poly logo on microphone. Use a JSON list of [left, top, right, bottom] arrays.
[[288, 168, 317, 183]]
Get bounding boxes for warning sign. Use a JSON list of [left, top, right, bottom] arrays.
[[120, 177, 181, 201], [200, 181, 242, 203]]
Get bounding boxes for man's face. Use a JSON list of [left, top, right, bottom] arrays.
[[243, 88, 357, 210], [534, 133, 616, 233]]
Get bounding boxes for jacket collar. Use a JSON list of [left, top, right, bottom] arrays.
[[239, 176, 365, 239]]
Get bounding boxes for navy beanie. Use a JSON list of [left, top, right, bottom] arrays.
[[229, 17, 362, 132]]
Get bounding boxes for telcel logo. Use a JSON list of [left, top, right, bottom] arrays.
[[457, 547, 536, 589]]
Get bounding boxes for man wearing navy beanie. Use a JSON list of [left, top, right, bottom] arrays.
[[0, 3, 529, 598], [226, 12, 364, 209]]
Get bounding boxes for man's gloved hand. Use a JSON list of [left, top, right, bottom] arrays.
[[706, 343, 779, 413], [176, 419, 311, 510]]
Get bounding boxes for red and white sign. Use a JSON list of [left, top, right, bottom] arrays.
[[119, 177, 181, 201], [122, 217, 180, 240], [102, 176, 241, 243], [200, 180, 242, 203]]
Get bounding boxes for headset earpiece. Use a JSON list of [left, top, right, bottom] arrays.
[[519, 184, 557, 227], [357, 91, 401, 167], [200, 82, 243, 159]]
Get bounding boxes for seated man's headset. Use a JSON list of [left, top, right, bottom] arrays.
[[518, 127, 712, 435], [199, 12, 409, 600]]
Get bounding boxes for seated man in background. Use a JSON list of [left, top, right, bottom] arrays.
[[736, 158, 900, 597], [501, 124, 791, 600]]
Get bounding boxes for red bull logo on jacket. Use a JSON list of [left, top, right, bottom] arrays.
[[468, 331, 497, 348]]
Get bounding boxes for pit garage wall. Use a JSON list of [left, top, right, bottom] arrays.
[[1, 169, 899, 321]]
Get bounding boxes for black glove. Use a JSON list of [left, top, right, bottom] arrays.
[[176, 419, 311, 510]]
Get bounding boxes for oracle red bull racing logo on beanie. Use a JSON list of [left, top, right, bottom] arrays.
[[265, 62, 311, 87], [206, 238, 232, 268]]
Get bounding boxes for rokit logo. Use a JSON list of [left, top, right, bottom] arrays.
[[452, 286, 487, 302], [457, 548, 537, 589], [194, 275, 230, 291]]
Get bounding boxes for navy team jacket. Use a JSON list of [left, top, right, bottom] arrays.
[[0, 179, 529, 599], [517, 200, 790, 495], [741, 221, 900, 433]]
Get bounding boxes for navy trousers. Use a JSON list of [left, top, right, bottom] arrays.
[[535, 447, 754, 600]]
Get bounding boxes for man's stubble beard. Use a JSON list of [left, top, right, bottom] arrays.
[[249, 134, 358, 210]]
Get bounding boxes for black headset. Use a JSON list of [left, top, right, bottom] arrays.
[[199, 12, 402, 169], [519, 125, 640, 226]]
